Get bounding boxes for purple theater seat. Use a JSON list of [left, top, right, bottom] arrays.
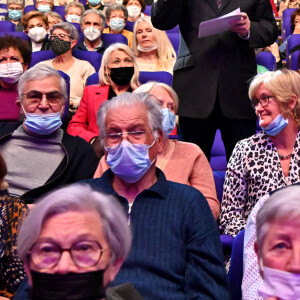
[[210, 129, 227, 172], [0, 20, 16, 32]]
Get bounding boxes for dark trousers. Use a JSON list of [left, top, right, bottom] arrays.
[[179, 100, 256, 162]]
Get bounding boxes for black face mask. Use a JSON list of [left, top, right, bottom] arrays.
[[29, 270, 106, 300], [50, 36, 71, 56], [110, 67, 134, 86]]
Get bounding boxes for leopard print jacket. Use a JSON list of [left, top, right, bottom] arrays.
[[219, 130, 300, 237]]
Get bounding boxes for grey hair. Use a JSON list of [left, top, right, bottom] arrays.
[[18, 64, 67, 103], [105, 4, 128, 21], [97, 92, 163, 139], [7, 0, 24, 7], [99, 43, 140, 89], [44, 11, 63, 23], [50, 22, 79, 41], [134, 81, 179, 113], [65, 1, 85, 15], [17, 184, 132, 265], [80, 9, 106, 28], [256, 184, 300, 254]]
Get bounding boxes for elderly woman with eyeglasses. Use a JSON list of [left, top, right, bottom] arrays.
[[37, 22, 96, 111], [219, 69, 300, 238]]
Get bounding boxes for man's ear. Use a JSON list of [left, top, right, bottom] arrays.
[[156, 129, 164, 154]]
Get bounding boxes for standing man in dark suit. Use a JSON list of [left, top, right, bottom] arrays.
[[151, 0, 278, 161]]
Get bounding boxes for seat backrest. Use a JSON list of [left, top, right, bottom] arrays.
[[23, 5, 36, 14], [52, 6, 65, 20], [73, 50, 102, 72], [0, 20, 16, 32], [29, 50, 55, 68], [282, 8, 297, 41], [213, 171, 226, 204], [0, 31, 30, 41], [286, 34, 300, 67], [86, 72, 99, 86], [167, 25, 179, 34], [256, 51, 276, 71], [166, 32, 179, 55], [290, 49, 300, 70], [124, 21, 135, 32], [144, 5, 151, 15], [57, 70, 70, 124], [210, 129, 227, 172], [139, 71, 173, 86], [101, 33, 128, 47], [228, 229, 245, 300]]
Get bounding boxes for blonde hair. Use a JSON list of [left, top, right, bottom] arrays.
[[99, 43, 140, 89], [249, 69, 300, 126], [132, 16, 176, 71], [134, 81, 179, 113]]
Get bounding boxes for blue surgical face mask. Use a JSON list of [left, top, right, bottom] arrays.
[[161, 108, 176, 138], [109, 18, 125, 32], [66, 14, 81, 23], [260, 113, 288, 136], [8, 9, 22, 21], [105, 139, 156, 183], [24, 111, 62, 135], [37, 4, 51, 12], [88, 0, 101, 6]]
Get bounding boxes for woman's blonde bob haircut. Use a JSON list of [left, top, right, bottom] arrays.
[[99, 43, 140, 89], [133, 81, 179, 113], [132, 16, 176, 71], [249, 69, 300, 126]]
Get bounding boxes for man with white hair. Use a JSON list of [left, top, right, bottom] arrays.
[[0, 64, 98, 204], [82, 92, 230, 299]]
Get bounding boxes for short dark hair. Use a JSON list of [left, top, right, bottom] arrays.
[[122, 0, 145, 12], [291, 8, 300, 33], [0, 35, 31, 66]]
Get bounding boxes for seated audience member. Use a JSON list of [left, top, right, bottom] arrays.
[[44, 11, 63, 31], [65, 2, 85, 23], [94, 81, 220, 219], [35, 0, 54, 13], [0, 36, 31, 122], [0, 152, 28, 299], [22, 11, 50, 52], [103, 4, 133, 48], [84, 0, 105, 11], [279, 9, 300, 55], [15, 184, 143, 300], [67, 43, 139, 144], [82, 92, 230, 299], [249, 185, 300, 299], [219, 69, 300, 238], [5, 0, 25, 32], [38, 22, 96, 111], [123, 0, 145, 22], [132, 16, 176, 74], [76, 9, 109, 54], [278, 0, 300, 17], [0, 64, 99, 204]]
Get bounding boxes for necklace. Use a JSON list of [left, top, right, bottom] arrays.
[[278, 152, 292, 160]]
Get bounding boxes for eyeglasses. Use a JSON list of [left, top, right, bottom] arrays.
[[105, 130, 147, 145], [29, 241, 105, 269], [251, 95, 275, 109], [51, 33, 71, 40], [22, 91, 63, 107]]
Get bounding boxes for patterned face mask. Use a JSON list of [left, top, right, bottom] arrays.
[[50, 36, 71, 56]]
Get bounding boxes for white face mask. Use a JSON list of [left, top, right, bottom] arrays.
[[83, 26, 101, 41], [0, 62, 23, 84], [137, 43, 158, 52], [66, 14, 81, 23], [258, 264, 300, 300], [127, 5, 141, 19], [28, 27, 47, 43]]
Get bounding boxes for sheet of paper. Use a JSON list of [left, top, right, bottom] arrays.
[[198, 8, 242, 38]]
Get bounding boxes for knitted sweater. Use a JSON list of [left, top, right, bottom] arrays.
[[83, 169, 230, 300]]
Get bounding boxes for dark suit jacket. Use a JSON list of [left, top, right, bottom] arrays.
[[151, 0, 278, 119], [67, 85, 110, 142]]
